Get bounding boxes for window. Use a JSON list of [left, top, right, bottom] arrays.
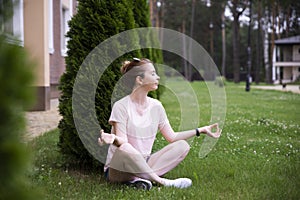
[[0, 0, 24, 46], [49, 0, 54, 54], [0, 0, 13, 35], [61, 7, 68, 56], [61, 0, 73, 56]]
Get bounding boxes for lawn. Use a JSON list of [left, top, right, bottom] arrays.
[[28, 79, 300, 200]]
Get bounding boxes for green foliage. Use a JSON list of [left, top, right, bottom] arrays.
[[58, 0, 163, 168], [0, 34, 37, 199]]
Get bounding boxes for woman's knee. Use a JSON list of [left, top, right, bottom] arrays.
[[174, 140, 190, 152]]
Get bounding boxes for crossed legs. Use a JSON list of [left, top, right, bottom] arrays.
[[108, 140, 190, 185]]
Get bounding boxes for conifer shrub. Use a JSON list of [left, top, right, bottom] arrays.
[[0, 35, 36, 199], [58, 0, 162, 168]]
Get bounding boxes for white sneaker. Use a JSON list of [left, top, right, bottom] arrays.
[[162, 178, 192, 189], [126, 178, 152, 190]]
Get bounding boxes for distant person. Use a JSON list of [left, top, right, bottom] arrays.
[[98, 58, 222, 190]]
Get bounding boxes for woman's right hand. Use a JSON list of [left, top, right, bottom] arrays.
[[200, 123, 222, 138], [98, 129, 115, 146]]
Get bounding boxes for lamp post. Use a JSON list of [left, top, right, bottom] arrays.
[[156, 1, 161, 27], [207, 0, 214, 59], [246, 0, 252, 92], [209, 22, 214, 60], [221, 9, 226, 77]]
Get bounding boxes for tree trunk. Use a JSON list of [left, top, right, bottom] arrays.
[[221, 3, 226, 77], [210, 25, 214, 61], [232, 0, 242, 83], [159, 0, 165, 44], [255, 0, 262, 84], [182, 20, 188, 78], [263, 18, 270, 84], [187, 0, 196, 81], [285, 6, 290, 37], [269, 2, 277, 84]]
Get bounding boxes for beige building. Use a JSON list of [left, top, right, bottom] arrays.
[[5, 0, 160, 110], [272, 35, 300, 84], [4, 0, 77, 110]]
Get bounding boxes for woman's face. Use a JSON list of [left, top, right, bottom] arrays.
[[139, 63, 160, 91]]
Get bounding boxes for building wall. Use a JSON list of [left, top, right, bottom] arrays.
[[50, 0, 76, 99], [24, 0, 50, 110], [283, 68, 292, 80], [292, 67, 300, 80], [50, 0, 66, 98], [23, 0, 77, 110], [293, 45, 300, 61], [282, 46, 293, 61]]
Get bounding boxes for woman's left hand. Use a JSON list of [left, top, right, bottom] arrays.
[[199, 123, 222, 138], [98, 129, 116, 146]]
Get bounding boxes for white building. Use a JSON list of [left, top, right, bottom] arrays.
[[272, 35, 300, 84]]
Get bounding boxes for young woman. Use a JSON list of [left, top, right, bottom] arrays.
[[98, 58, 221, 190]]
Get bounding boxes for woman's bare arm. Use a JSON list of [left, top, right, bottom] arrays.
[[160, 123, 222, 143]]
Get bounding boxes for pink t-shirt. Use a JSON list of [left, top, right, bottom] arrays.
[[104, 95, 169, 171]]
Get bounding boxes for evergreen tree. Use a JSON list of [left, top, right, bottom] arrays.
[[0, 1, 36, 197], [58, 0, 162, 168]]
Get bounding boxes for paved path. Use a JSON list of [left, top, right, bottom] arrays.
[[25, 99, 61, 140], [251, 85, 300, 94]]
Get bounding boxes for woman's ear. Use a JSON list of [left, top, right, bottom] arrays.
[[136, 75, 143, 85]]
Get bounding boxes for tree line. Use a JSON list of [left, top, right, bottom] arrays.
[[154, 0, 300, 83]]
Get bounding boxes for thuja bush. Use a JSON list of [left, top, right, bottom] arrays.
[[58, 0, 162, 169], [0, 35, 36, 199]]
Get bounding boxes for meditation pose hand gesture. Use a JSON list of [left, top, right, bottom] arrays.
[[98, 129, 115, 146], [197, 123, 222, 139]]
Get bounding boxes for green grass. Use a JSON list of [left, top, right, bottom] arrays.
[[28, 79, 300, 200]]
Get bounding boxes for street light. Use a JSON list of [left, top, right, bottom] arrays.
[[246, 0, 252, 92], [206, 0, 211, 7], [157, 1, 161, 8]]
